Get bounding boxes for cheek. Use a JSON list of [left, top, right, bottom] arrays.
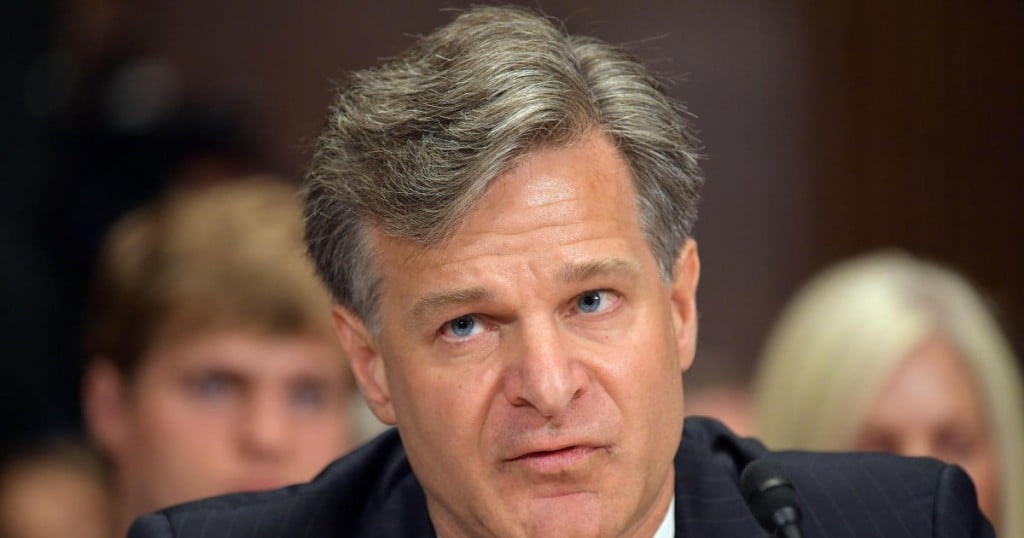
[[122, 407, 231, 505], [623, 315, 683, 393], [393, 358, 514, 473], [641, 366, 684, 429], [600, 320, 684, 433], [644, 325, 686, 428], [604, 303, 671, 365], [294, 413, 354, 458], [394, 365, 490, 438], [131, 392, 231, 463]]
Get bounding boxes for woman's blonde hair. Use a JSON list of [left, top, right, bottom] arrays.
[[753, 250, 1023, 536]]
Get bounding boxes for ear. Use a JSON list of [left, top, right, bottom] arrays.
[[82, 357, 133, 461], [332, 305, 396, 425], [669, 239, 700, 373]]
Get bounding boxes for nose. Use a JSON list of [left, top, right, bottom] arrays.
[[239, 392, 292, 460], [502, 315, 588, 418]]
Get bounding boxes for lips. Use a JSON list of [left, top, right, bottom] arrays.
[[507, 444, 604, 474]]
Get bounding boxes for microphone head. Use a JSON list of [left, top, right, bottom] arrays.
[[740, 459, 802, 532]]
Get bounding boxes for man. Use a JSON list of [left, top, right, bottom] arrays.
[[130, 7, 994, 537], [83, 177, 357, 536]]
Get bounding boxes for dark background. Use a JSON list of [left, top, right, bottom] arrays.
[[4, 0, 1022, 446]]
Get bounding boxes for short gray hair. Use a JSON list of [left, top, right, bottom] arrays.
[[304, 6, 703, 330]]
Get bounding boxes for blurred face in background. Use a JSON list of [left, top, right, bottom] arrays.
[[0, 456, 109, 538], [853, 336, 997, 525], [88, 329, 353, 520]]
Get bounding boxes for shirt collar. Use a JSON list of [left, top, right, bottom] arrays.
[[436, 495, 676, 538]]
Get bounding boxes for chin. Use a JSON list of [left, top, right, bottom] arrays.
[[518, 493, 607, 538], [521, 516, 604, 538]]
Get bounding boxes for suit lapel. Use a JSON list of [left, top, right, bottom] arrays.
[[674, 418, 767, 537]]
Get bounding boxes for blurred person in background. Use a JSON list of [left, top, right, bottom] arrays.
[[753, 250, 1024, 537], [82, 177, 358, 536], [4, 0, 262, 448], [683, 348, 753, 436], [0, 436, 110, 538]]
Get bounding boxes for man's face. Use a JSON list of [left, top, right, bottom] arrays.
[[340, 131, 700, 537], [93, 331, 353, 515]]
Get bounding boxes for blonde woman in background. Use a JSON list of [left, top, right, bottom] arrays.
[[753, 251, 1024, 537]]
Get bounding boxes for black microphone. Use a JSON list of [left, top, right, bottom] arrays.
[[740, 459, 802, 538]]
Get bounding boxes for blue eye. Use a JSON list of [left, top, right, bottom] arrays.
[[191, 373, 236, 401], [446, 315, 478, 338], [577, 291, 605, 313], [291, 384, 326, 410]]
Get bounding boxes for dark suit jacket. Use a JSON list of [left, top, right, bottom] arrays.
[[129, 417, 994, 537]]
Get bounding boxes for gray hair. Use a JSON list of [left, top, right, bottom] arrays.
[[304, 6, 703, 330]]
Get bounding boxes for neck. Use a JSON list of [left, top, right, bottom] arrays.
[[111, 494, 135, 538], [110, 476, 148, 538]]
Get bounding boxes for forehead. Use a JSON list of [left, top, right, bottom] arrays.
[[870, 336, 986, 420], [475, 135, 635, 220], [891, 338, 976, 392], [379, 132, 643, 272], [139, 330, 345, 379]]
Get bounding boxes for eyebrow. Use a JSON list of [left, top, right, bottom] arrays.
[[409, 258, 642, 325], [411, 287, 494, 326], [556, 258, 643, 284]]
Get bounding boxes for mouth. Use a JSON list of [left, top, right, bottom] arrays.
[[507, 445, 603, 474]]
